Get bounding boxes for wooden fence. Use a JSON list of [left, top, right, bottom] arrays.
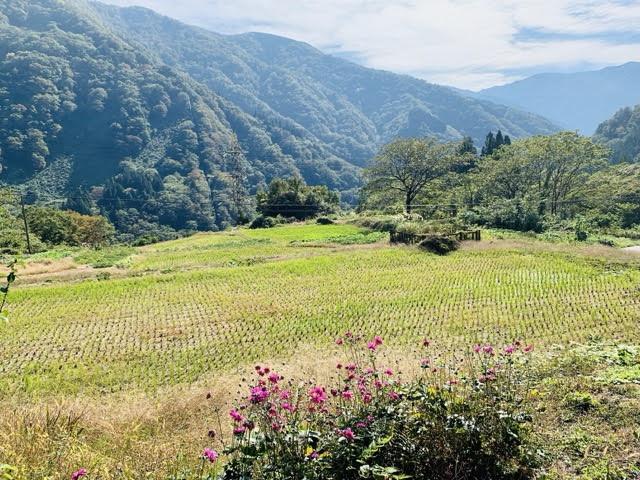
[[389, 229, 481, 245]]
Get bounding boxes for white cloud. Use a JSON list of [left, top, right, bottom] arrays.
[[102, 0, 640, 90]]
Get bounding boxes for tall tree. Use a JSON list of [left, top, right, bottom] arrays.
[[362, 137, 455, 214]]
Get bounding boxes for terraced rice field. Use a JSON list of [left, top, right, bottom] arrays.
[[2, 223, 639, 395]]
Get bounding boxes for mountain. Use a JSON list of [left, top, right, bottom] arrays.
[[593, 104, 640, 164], [474, 63, 640, 135], [0, 0, 558, 236]]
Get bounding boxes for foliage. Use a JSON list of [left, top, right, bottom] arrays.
[[480, 129, 511, 156], [362, 137, 458, 214], [0, 258, 17, 322], [25, 206, 114, 248], [210, 335, 542, 480], [249, 215, 278, 229], [256, 177, 340, 220], [592, 103, 640, 164], [418, 235, 460, 255]]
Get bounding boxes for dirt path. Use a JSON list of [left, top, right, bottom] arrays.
[[623, 245, 640, 253]]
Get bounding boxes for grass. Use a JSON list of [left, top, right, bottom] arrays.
[[1, 222, 639, 478]]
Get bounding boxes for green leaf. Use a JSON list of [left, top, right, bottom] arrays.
[[7, 272, 15, 284]]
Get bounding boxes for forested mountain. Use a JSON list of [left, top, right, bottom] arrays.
[[474, 63, 640, 135], [593, 104, 640, 164], [0, 0, 558, 236]]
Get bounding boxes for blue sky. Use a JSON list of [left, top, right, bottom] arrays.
[[103, 0, 640, 90]]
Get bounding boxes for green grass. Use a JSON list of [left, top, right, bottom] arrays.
[[1, 223, 639, 395]]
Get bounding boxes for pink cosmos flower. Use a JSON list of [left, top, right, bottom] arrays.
[[203, 449, 217, 463], [348, 373, 355, 380], [423, 339, 430, 347], [346, 364, 356, 371], [389, 391, 399, 400], [342, 391, 354, 399], [483, 346, 494, 355], [309, 386, 327, 404], [345, 331, 353, 337], [243, 420, 255, 430], [282, 402, 292, 410], [366, 368, 374, 374], [280, 390, 291, 399], [272, 421, 282, 432], [374, 336, 383, 345], [384, 369, 393, 376], [474, 345, 482, 353], [362, 392, 372, 403], [229, 409, 243, 422], [336, 338, 344, 345], [233, 426, 246, 435], [421, 358, 430, 365], [374, 380, 383, 388], [524, 345, 532, 352], [367, 342, 377, 351], [504, 345, 516, 354], [331, 388, 338, 396], [71, 469, 86, 480], [336, 363, 343, 369], [514, 339, 522, 346], [309, 451, 319, 459]]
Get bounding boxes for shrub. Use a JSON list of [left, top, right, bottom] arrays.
[[316, 217, 335, 225], [419, 235, 460, 255], [249, 215, 277, 229], [202, 335, 543, 480]]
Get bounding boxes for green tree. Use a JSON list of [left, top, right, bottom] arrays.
[[256, 177, 340, 220], [362, 137, 455, 214]]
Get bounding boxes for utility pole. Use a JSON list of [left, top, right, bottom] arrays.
[[20, 195, 32, 254]]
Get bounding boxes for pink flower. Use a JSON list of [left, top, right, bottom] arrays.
[[422, 339, 430, 347], [524, 345, 532, 352], [280, 390, 291, 399], [264, 367, 271, 374], [504, 345, 516, 354], [229, 409, 243, 422], [347, 373, 355, 380], [357, 422, 366, 428], [374, 336, 383, 345], [206, 391, 212, 399], [282, 402, 292, 410], [365, 368, 374, 374], [483, 346, 494, 355], [268, 373, 279, 384], [336, 363, 343, 369], [309, 386, 327, 404], [367, 342, 377, 351], [342, 391, 354, 399], [272, 421, 282, 432], [309, 451, 319, 459], [384, 369, 393, 376], [345, 331, 353, 337], [203, 449, 217, 463], [233, 426, 246, 435], [338, 428, 355, 441], [514, 339, 522, 346], [421, 358, 430, 365], [374, 380, 383, 388], [389, 391, 399, 400], [243, 420, 255, 430], [336, 338, 344, 345], [346, 364, 356, 371], [362, 392, 372, 403], [330, 388, 338, 396], [250, 386, 270, 403], [71, 469, 86, 480], [255, 365, 261, 371], [474, 345, 482, 353]]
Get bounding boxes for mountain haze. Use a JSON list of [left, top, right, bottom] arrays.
[[475, 63, 640, 135], [0, 0, 559, 235]]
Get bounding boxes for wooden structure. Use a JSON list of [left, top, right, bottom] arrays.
[[389, 229, 481, 245]]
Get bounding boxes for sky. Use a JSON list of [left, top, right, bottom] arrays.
[[102, 0, 640, 91]]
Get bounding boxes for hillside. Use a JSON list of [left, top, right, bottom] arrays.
[[474, 62, 640, 135], [92, 2, 559, 163], [0, 0, 558, 236], [593, 104, 640, 164]]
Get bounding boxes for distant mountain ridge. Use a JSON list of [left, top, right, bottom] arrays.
[[474, 62, 640, 135]]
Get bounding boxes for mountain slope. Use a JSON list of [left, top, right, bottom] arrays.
[[475, 63, 640, 135], [90, 2, 559, 165], [1, 0, 560, 236], [593, 104, 640, 164]]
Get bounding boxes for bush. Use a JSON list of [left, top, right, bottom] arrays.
[[249, 215, 277, 229], [419, 235, 460, 255], [316, 217, 335, 225], [202, 335, 543, 480]]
